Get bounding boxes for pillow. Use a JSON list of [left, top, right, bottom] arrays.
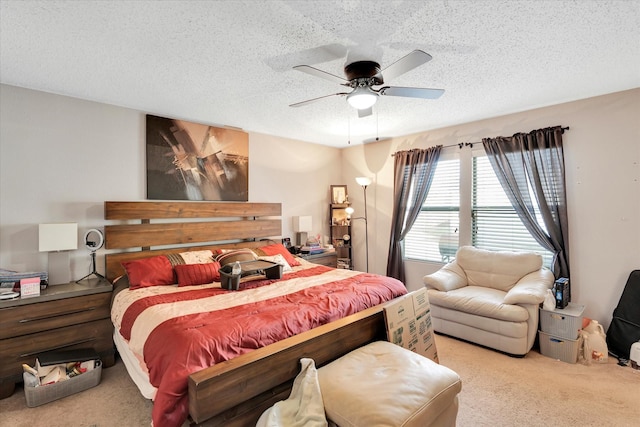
[[258, 254, 292, 272], [121, 255, 175, 290], [175, 262, 221, 286], [178, 249, 214, 265], [254, 243, 300, 267], [214, 248, 258, 266]]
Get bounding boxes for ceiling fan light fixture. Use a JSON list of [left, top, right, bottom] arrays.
[[347, 87, 378, 110]]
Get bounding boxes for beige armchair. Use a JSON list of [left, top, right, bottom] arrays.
[[424, 246, 555, 356]]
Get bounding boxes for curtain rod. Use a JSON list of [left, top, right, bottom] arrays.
[[391, 126, 570, 156]]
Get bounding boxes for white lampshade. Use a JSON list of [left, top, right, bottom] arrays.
[[293, 216, 312, 232], [39, 223, 78, 252], [345, 207, 355, 215], [356, 176, 372, 187], [347, 87, 378, 110], [39, 223, 78, 285]]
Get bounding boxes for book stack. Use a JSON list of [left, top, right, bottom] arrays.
[[300, 240, 324, 255], [0, 268, 48, 291]]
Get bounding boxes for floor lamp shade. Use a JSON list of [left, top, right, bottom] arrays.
[[293, 216, 312, 246], [355, 176, 372, 187], [39, 223, 78, 285]]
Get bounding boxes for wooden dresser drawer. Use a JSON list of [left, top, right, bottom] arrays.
[[0, 292, 111, 340], [0, 318, 114, 380]]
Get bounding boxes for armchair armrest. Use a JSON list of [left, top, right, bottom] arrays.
[[503, 268, 555, 305], [423, 262, 468, 292]]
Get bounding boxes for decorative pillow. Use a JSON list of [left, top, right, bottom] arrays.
[[174, 262, 221, 286], [178, 249, 214, 265], [258, 254, 292, 272], [254, 243, 300, 267], [214, 248, 258, 266], [121, 255, 175, 290]]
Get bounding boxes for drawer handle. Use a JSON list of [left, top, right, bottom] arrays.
[[20, 338, 97, 358], [19, 307, 97, 323]]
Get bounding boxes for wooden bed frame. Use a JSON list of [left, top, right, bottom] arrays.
[[104, 201, 390, 426]]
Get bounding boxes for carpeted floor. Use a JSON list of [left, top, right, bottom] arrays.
[[1, 334, 637, 426]]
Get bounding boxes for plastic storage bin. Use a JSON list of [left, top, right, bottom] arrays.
[[23, 361, 102, 407], [538, 331, 580, 363], [539, 303, 585, 340]]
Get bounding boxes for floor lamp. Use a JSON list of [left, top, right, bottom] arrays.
[[355, 177, 372, 272]]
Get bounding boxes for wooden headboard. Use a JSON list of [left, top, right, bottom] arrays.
[[103, 201, 282, 282]]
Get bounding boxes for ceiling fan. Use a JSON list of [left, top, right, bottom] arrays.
[[290, 49, 444, 118]]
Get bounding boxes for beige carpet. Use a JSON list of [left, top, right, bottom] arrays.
[[1, 334, 637, 427]]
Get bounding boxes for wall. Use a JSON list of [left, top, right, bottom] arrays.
[[343, 88, 640, 329], [0, 84, 342, 281], [2, 84, 638, 329]]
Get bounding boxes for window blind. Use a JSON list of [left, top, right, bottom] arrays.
[[404, 159, 460, 262], [472, 156, 553, 264]]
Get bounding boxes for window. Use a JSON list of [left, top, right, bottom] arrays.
[[404, 158, 460, 262], [472, 156, 553, 265], [405, 151, 553, 266]]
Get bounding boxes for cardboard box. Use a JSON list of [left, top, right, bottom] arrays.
[[383, 288, 438, 363]]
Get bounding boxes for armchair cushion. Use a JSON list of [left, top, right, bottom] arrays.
[[428, 286, 529, 322], [456, 246, 543, 292]]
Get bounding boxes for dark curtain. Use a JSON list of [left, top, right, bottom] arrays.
[[482, 126, 569, 278], [387, 146, 442, 283]]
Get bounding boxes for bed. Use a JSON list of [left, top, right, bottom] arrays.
[[104, 201, 407, 427]]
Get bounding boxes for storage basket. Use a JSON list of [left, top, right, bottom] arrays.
[[538, 331, 580, 364], [539, 303, 585, 340], [23, 361, 102, 407]]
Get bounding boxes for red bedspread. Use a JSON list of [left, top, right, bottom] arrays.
[[112, 263, 406, 427]]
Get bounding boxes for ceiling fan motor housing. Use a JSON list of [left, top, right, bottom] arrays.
[[344, 60, 383, 84]]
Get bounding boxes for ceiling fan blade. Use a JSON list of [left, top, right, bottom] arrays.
[[358, 107, 373, 118], [380, 50, 432, 82], [290, 92, 348, 107], [264, 43, 348, 72], [293, 65, 348, 85], [379, 86, 444, 99]]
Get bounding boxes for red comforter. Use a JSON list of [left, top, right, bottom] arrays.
[[112, 263, 406, 427]]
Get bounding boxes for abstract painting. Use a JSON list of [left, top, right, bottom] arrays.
[[146, 114, 249, 201]]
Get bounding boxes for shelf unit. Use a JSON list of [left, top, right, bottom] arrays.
[[330, 203, 352, 269]]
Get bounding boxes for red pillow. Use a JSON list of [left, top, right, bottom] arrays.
[[255, 243, 300, 267], [174, 262, 221, 286], [121, 255, 175, 290]]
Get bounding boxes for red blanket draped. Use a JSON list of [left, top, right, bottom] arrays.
[[113, 265, 406, 427]]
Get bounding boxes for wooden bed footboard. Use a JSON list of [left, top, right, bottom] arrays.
[[188, 304, 388, 426]]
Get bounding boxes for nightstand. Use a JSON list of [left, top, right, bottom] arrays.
[[0, 278, 115, 399], [299, 252, 338, 268]]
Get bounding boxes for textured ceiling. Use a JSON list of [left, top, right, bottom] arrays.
[[1, 0, 639, 147]]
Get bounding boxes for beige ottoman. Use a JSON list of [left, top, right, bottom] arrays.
[[317, 341, 462, 427]]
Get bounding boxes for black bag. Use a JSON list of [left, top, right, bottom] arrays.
[[606, 270, 640, 360]]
